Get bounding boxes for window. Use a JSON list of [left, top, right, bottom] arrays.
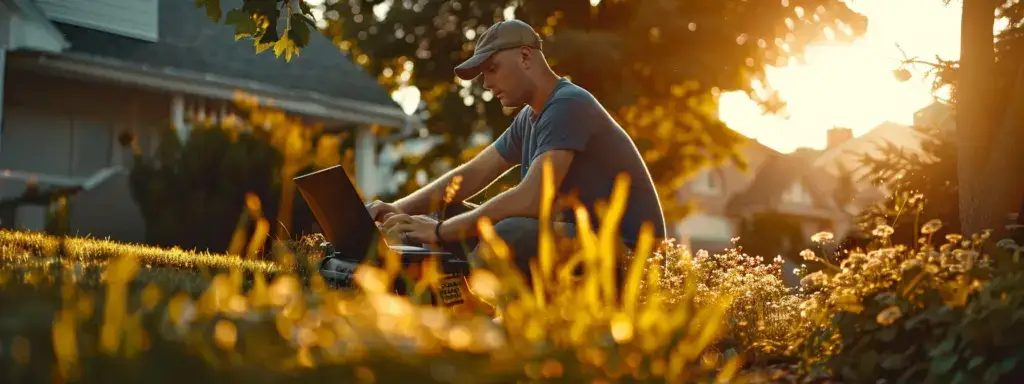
[[782, 182, 813, 205], [692, 170, 722, 195]]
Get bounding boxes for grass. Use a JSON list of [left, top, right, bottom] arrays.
[[0, 169, 775, 383]]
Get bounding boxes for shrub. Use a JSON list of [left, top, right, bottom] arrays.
[[789, 219, 1024, 383], [633, 239, 802, 360]]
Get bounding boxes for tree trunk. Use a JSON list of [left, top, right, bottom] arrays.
[[956, 0, 1001, 236]]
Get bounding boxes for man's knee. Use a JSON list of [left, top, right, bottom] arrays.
[[469, 217, 539, 267], [492, 217, 539, 241]]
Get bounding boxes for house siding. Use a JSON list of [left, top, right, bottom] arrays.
[[36, 0, 158, 42], [1, 68, 169, 242], [673, 140, 778, 252]]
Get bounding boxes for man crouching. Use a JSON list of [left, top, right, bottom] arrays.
[[367, 20, 667, 293]]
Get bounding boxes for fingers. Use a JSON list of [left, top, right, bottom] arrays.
[[389, 223, 413, 234], [381, 214, 411, 230]]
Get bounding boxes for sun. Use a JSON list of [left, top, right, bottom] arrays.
[[716, 0, 962, 154]]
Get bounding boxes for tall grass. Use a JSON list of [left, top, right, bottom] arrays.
[[0, 155, 765, 383]]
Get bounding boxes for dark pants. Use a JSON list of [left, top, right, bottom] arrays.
[[434, 202, 630, 291]]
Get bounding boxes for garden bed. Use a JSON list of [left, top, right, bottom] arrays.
[[1, 222, 1021, 383]]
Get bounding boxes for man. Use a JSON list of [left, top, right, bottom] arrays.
[[368, 19, 666, 283]]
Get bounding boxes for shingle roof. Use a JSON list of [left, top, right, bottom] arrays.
[[727, 149, 842, 218], [52, 0, 400, 111]]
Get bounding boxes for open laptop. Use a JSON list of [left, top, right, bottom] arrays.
[[293, 164, 445, 260], [293, 165, 469, 303]]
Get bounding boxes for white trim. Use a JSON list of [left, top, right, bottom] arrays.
[[7, 52, 420, 131], [4, 0, 70, 51], [0, 166, 124, 189], [0, 48, 5, 153], [354, 126, 378, 201]]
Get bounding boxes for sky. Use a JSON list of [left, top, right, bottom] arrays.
[[716, 0, 963, 153]]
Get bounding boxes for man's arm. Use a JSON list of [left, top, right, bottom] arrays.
[[393, 144, 517, 216], [437, 149, 575, 241]]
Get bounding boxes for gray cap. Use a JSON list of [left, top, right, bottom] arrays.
[[453, 20, 543, 80]]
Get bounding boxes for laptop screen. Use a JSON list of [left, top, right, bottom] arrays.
[[293, 165, 381, 260]]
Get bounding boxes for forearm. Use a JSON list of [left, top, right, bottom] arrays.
[[438, 186, 538, 241], [394, 163, 500, 215]]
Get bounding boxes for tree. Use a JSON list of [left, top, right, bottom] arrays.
[[854, 123, 960, 247], [895, 1, 1024, 237], [195, 0, 869, 224]]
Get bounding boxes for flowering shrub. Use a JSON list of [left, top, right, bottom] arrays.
[[635, 239, 803, 359], [788, 219, 1024, 382]]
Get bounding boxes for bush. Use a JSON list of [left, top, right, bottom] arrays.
[[126, 93, 347, 254], [646, 240, 802, 359], [789, 219, 1024, 383]]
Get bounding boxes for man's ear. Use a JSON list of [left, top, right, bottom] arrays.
[[520, 46, 533, 67]]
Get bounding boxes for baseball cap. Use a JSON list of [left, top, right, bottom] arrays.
[[454, 20, 543, 80]]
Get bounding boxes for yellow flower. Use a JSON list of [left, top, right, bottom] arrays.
[[876, 306, 902, 326], [920, 219, 943, 235]]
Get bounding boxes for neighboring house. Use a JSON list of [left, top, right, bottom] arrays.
[[0, 0, 418, 243], [673, 137, 779, 253], [674, 104, 943, 284]]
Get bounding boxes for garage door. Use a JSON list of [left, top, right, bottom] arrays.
[[0, 106, 113, 179]]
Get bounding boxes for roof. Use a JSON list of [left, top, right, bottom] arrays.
[[727, 149, 842, 219], [812, 121, 928, 182], [50, 0, 400, 113]]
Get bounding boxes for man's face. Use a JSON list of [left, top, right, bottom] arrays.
[[481, 48, 530, 107]]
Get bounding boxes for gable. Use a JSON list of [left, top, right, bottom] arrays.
[[51, 0, 402, 112], [780, 181, 815, 205], [37, 0, 158, 42]]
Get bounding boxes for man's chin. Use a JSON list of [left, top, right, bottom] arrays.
[[498, 99, 523, 108]]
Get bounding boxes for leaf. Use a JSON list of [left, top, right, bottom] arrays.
[[273, 33, 298, 62], [195, 0, 222, 22], [931, 354, 958, 374], [858, 350, 878, 379], [882, 354, 906, 370], [226, 9, 257, 39], [930, 339, 955, 357], [877, 326, 898, 342], [968, 356, 985, 370], [287, 14, 312, 48], [1001, 356, 1019, 372], [984, 365, 1002, 384]]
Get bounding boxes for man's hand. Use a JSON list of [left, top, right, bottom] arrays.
[[366, 200, 402, 222], [380, 214, 440, 244]]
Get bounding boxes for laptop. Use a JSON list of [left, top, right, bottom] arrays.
[[293, 165, 469, 303], [293, 164, 444, 260]]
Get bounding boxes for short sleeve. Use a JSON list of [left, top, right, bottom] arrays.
[[533, 98, 593, 157], [493, 117, 523, 164]]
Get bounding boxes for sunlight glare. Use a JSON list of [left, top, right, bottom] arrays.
[[717, 0, 962, 153]]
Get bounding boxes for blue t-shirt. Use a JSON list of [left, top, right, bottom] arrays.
[[493, 78, 667, 246]]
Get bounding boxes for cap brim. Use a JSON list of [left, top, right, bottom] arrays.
[[454, 50, 494, 80]]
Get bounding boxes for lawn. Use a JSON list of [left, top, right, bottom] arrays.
[[1, 214, 1022, 383]]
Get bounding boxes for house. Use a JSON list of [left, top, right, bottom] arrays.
[[673, 109, 941, 284], [672, 137, 780, 253], [0, 0, 418, 243]]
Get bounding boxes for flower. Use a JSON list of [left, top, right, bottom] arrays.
[[800, 249, 818, 262], [811, 232, 834, 243], [876, 306, 902, 326], [872, 225, 895, 238], [920, 219, 943, 235]]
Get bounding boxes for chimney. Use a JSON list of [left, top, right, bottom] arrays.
[[827, 127, 854, 150]]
